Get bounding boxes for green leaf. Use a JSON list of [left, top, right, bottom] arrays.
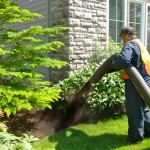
[[0, 0, 68, 116]]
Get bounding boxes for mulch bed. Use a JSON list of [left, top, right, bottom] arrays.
[[2, 106, 123, 139]]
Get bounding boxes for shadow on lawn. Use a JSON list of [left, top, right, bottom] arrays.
[[48, 128, 128, 150]]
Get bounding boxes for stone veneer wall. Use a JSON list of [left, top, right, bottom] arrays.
[[50, 0, 107, 83]]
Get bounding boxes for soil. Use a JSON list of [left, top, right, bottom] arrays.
[[4, 108, 69, 139], [3, 106, 123, 139]]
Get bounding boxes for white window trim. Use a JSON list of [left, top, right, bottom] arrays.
[[145, 3, 150, 48], [128, 0, 145, 42], [107, 0, 127, 44], [108, 0, 147, 45]]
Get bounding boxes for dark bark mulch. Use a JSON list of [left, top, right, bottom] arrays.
[[3, 106, 123, 139]]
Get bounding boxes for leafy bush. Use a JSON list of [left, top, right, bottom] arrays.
[[0, 132, 38, 150], [0, 109, 38, 150], [57, 38, 125, 113], [0, 1, 68, 116]]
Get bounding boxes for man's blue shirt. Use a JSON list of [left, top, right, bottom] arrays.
[[112, 41, 150, 80]]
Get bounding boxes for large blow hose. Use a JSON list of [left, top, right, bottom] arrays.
[[67, 54, 118, 106], [125, 64, 150, 106], [66, 54, 118, 124], [66, 54, 150, 124]]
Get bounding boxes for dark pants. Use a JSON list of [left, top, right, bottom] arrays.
[[125, 79, 150, 142]]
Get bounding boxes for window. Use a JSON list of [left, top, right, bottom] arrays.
[[109, 0, 145, 44], [147, 5, 150, 52], [129, 2, 143, 39], [109, 0, 125, 44]]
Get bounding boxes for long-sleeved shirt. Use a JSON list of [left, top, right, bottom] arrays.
[[112, 40, 150, 80]]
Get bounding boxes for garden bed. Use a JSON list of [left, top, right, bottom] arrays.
[[3, 106, 123, 139]]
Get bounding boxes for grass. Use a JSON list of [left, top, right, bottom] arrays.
[[32, 115, 150, 150]]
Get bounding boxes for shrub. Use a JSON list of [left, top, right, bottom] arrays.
[[57, 38, 125, 113], [0, 109, 38, 150], [0, 131, 38, 150], [0, 0, 68, 116]]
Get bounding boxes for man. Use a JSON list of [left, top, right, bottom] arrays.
[[112, 26, 150, 143]]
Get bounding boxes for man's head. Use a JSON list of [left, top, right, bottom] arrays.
[[119, 26, 137, 44]]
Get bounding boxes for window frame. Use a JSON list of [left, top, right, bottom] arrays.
[[108, 0, 126, 44], [108, 0, 146, 45], [146, 3, 150, 50], [129, 0, 145, 42]]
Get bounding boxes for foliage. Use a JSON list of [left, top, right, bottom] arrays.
[[86, 70, 124, 111], [0, 109, 38, 150], [0, 0, 68, 116], [0, 122, 7, 132], [57, 38, 125, 112], [0, 131, 38, 150]]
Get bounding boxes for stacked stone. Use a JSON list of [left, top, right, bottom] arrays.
[[50, 0, 107, 82]]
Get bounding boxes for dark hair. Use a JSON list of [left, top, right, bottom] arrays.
[[119, 26, 136, 36]]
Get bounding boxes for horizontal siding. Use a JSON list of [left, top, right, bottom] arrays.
[[21, 3, 47, 14], [37, 67, 50, 81], [16, 0, 48, 29], [18, 0, 44, 8], [11, 20, 47, 30], [13, 0, 50, 81]]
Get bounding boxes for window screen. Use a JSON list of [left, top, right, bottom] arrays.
[[129, 2, 142, 39], [109, 0, 125, 43], [147, 6, 150, 52]]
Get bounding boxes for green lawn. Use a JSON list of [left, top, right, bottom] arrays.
[[33, 115, 150, 150]]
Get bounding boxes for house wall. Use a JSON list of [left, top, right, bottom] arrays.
[[50, 0, 70, 83], [13, 0, 108, 83], [50, 0, 108, 82], [15, 0, 51, 81], [68, 0, 107, 71], [14, 0, 48, 29]]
